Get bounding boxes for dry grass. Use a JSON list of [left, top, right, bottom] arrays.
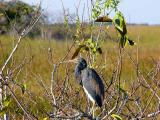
[[0, 25, 160, 119]]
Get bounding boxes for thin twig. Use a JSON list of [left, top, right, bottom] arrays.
[[51, 64, 57, 105], [7, 84, 35, 120]]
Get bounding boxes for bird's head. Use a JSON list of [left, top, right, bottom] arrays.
[[67, 57, 87, 69], [77, 57, 87, 69]]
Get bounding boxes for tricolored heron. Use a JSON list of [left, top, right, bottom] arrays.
[[68, 57, 105, 118]]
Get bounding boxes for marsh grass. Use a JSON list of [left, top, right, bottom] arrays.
[[0, 25, 160, 119]]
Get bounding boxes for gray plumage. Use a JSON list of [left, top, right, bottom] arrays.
[[74, 57, 105, 107]]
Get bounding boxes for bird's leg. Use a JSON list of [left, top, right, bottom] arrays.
[[91, 101, 95, 119], [87, 97, 90, 113]]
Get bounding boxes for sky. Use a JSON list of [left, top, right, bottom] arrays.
[[14, 0, 160, 25]]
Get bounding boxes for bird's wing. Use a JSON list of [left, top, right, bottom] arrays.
[[82, 68, 105, 107]]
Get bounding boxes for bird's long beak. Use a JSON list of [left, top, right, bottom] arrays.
[[60, 58, 78, 64], [67, 58, 79, 63]]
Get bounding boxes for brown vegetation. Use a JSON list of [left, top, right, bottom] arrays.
[[0, 25, 159, 119]]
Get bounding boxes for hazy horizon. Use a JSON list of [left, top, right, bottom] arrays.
[[6, 0, 160, 25]]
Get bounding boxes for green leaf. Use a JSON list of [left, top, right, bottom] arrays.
[[75, 16, 81, 39], [113, 11, 127, 35], [86, 38, 96, 48], [125, 36, 135, 47], [85, 38, 102, 54], [120, 36, 127, 48], [21, 84, 27, 94], [72, 38, 102, 58], [43, 117, 48, 120], [92, 0, 101, 19], [113, 11, 128, 48], [0, 95, 11, 116], [3, 95, 11, 107], [0, 106, 8, 116], [92, 47, 97, 54], [64, 15, 68, 28], [86, 38, 92, 44], [104, 0, 120, 11], [111, 114, 122, 120]]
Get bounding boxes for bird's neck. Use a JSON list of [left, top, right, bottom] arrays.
[[75, 65, 84, 85], [75, 66, 82, 77]]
